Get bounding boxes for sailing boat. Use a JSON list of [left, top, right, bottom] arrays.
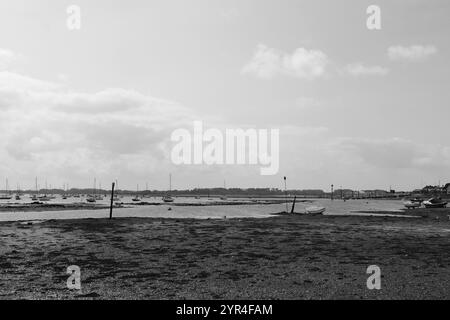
[[220, 180, 228, 200], [162, 174, 174, 203], [15, 183, 21, 201], [0, 178, 12, 200], [95, 182, 104, 200], [31, 177, 39, 202], [86, 178, 96, 203], [38, 179, 51, 202], [61, 183, 67, 199], [132, 184, 141, 202]]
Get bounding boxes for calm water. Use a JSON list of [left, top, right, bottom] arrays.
[[0, 196, 407, 222]]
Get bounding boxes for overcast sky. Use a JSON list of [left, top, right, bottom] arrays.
[[0, 0, 449, 191]]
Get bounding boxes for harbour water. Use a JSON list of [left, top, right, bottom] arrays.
[[0, 197, 406, 222]]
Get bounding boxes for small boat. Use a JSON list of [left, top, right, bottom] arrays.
[[410, 197, 423, 203], [162, 195, 174, 203], [423, 198, 447, 209], [132, 184, 141, 202], [404, 201, 421, 209], [305, 206, 326, 215], [38, 195, 51, 202], [0, 178, 12, 200], [15, 194, 21, 201], [86, 178, 98, 203], [220, 180, 228, 200], [163, 174, 175, 203]]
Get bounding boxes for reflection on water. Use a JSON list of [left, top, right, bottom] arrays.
[[0, 196, 407, 222]]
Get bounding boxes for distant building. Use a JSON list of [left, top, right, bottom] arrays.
[[422, 184, 450, 194], [444, 183, 450, 194]]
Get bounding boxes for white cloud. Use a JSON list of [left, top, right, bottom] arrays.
[[0, 70, 197, 183], [242, 44, 329, 80], [337, 137, 450, 170], [0, 49, 16, 70], [388, 45, 438, 62], [345, 63, 389, 77]]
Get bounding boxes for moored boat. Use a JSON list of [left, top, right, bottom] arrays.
[[305, 206, 326, 215], [163, 174, 175, 203], [38, 195, 51, 202], [162, 195, 174, 203], [86, 196, 96, 203], [423, 198, 447, 209], [404, 201, 421, 209]]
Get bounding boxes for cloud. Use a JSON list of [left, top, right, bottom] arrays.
[[388, 45, 438, 62], [345, 63, 389, 77], [242, 44, 329, 80], [337, 137, 450, 170], [0, 69, 198, 183], [0, 49, 16, 70], [0, 71, 61, 93]]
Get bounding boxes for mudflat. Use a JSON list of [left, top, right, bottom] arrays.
[[0, 214, 449, 299]]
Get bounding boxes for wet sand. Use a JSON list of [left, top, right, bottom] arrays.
[[1, 214, 449, 300], [0, 199, 298, 213], [0, 203, 109, 213]]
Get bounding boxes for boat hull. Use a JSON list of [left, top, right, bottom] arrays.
[[404, 201, 421, 209], [305, 206, 326, 215], [423, 202, 447, 209]]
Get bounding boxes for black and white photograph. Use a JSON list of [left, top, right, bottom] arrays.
[[0, 0, 449, 307]]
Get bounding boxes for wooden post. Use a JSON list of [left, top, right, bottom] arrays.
[[284, 177, 288, 213], [109, 182, 115, 220], [290, 196, 297, 214]]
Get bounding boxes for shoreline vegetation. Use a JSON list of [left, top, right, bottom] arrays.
[[1, 214, 449, 299]]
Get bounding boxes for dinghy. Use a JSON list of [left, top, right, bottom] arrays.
[[404, 201, 421, 209], [305, 206, 326, 215], [423, 198, 447, 209]]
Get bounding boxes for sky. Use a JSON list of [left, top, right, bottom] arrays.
[[0, 0, 449, 191]]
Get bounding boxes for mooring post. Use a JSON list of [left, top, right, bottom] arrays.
[[284, 177, 289, 213], [290, 196, 297, 214], [109, 182, 115, 219]]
